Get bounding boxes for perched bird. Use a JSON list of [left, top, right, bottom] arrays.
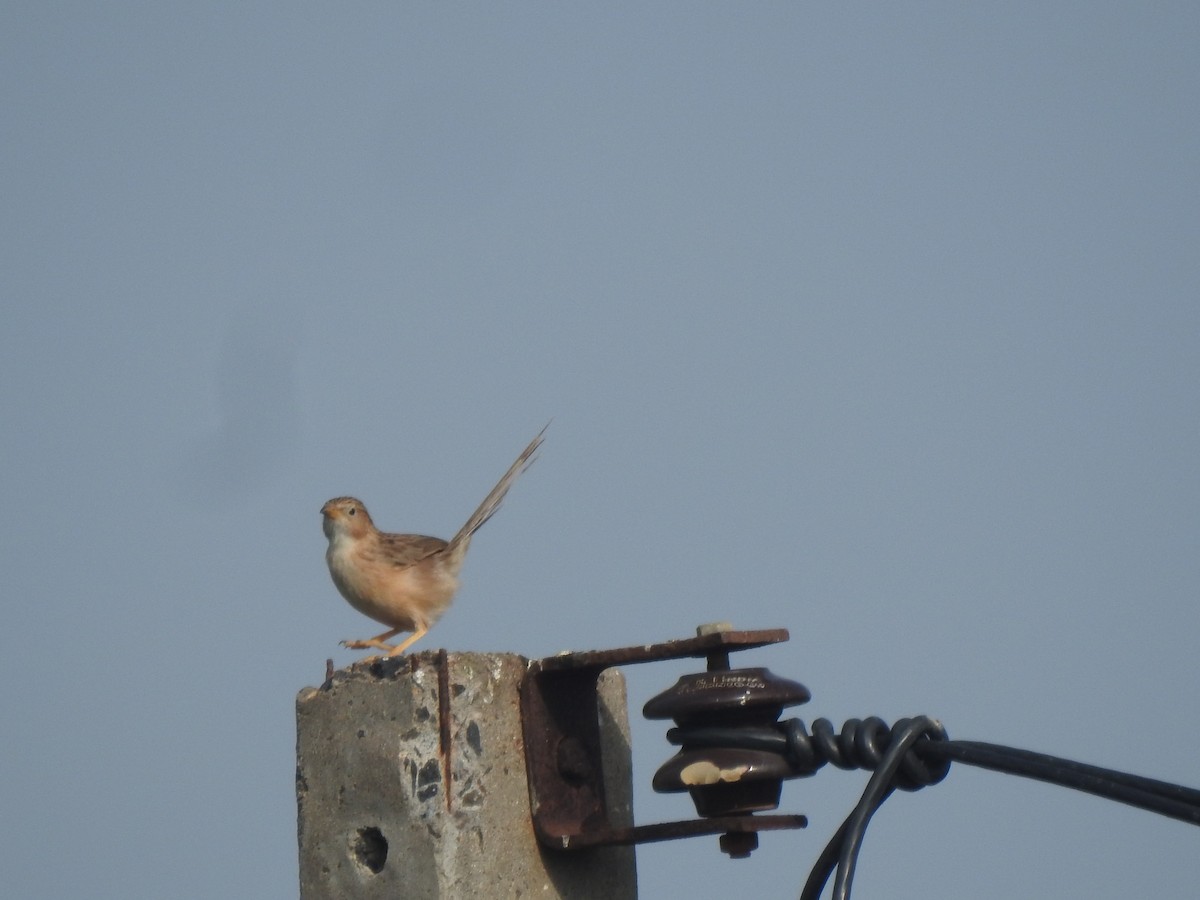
[[321, 427, 545, 657]]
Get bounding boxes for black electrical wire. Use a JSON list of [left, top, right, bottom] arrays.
[[913, 740, 1200, 826], [798, 733, 1200, 899], [667, 716, 1200, 899], [798, 717, 944, 900]]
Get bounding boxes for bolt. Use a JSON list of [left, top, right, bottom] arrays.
[[555, 735, 593, 785], [696, 622, 734, 671], [719, 830, 759, 859]]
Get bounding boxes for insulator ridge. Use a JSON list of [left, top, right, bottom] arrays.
[[666, 716, 951, 792]]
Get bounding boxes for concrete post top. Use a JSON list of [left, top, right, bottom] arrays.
[[296, 650, 636, 900]]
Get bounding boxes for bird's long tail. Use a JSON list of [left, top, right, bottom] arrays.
[[449, 424, 547, 551]]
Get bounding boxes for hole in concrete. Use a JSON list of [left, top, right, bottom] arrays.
[[353, 826, 388, 874]]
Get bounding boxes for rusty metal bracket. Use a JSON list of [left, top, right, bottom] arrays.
[[520, 628, 807, 855]]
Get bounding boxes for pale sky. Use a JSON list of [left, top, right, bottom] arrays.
[[3, 4, 1198, 898]]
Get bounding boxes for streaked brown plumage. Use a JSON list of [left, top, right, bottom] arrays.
[[321, 426, 545, 657]]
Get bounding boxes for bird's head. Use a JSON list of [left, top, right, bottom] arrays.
[[320, 496, 374, 541]]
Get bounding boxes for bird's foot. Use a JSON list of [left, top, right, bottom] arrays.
[[340, 638, 397, 653]]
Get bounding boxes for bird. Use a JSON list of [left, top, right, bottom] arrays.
[[321, 426, 546, 657]]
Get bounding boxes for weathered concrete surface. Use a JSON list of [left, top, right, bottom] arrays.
[[296, 651, 636, 899]]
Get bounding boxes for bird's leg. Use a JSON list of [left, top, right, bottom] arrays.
[[385, 625, 428, 657], [341, 627, 402, 652]]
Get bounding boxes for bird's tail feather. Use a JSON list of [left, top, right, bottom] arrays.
[[450, 424, 547, 550]]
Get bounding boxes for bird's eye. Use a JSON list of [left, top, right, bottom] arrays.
[[348, 507, 356, 516]]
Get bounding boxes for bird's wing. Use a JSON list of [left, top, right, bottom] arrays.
[[376, 533, 449, 568]]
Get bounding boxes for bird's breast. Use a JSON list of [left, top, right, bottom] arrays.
[[325, 535, 459, 630]]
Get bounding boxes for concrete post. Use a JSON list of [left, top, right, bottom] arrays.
[[296, 651, 638, 898]]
